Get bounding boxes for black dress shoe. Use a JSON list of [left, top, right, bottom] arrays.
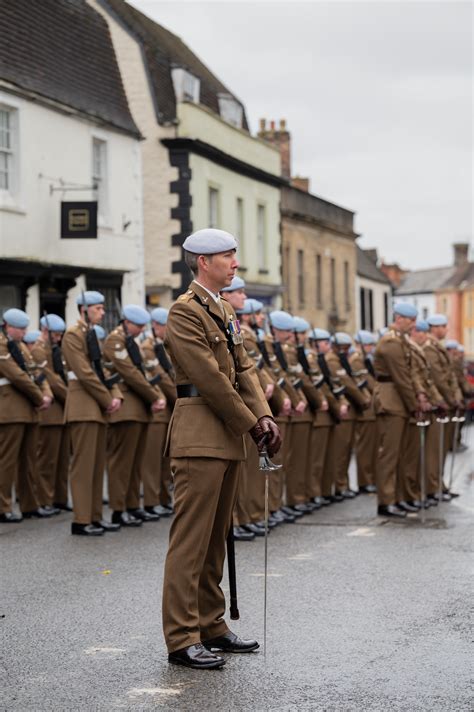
[[406, 500, 422, 509], [292, 503, 313, 514], [311, 498, 322, 509], [71, 522, 104, 536], [330, 493, 344, 503], [447, 491, 460, 498], [128, 507, 160, 522], [233, 526, 255, 541], [433, 492, 452, 502], [168, 643, 225, 669], [22, 507, 54, 519], [42, 505, 61, 516], [304, 500, 318, 511], [280, 505, 304, 518], [270, 510, 285, 523], [145, 504, 174, 517], [397, 501, 420, 513], [53, 502, 73, 512], [0, 512, 23, 523], [337, 489, 356, 499], [242, 523, 265, 536], [359, 485, 377, 494], [276, 508, 296, 523], [377, 505, 406, 518], [92, 520, 121, 532], [203, 630, 259, 653], [320, 496, 332, 506], [111, 511, 142, 527], [426, 495, 438, 506]]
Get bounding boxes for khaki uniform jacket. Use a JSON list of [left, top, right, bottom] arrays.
[[306, 349, 337, 427], [104, 325, 163, 424], [423, 336, 461, 408], [373, 328, 417, 417], [165, 282, 271, 460], [141, 335, 175, 424], [31, 338, 68, 426], [349, 350, 375, 422], [0, 333, 52, 424], [282, 342, 312, 424], [241, 324, 284, 410], [263, 334, 300, 420], [453, 357, 472, 399], [326, 350, 368, 421], [62, 320, 122, 424]]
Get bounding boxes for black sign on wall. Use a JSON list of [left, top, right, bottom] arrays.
[[61, 201, 97, 239]]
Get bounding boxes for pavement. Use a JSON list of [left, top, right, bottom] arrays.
[[1, 428, 473, 712]]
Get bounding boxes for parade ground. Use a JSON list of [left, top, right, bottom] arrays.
[[1, 438, 472, 712]]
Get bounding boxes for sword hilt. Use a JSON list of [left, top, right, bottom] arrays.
[[436, 416, 450, 424]]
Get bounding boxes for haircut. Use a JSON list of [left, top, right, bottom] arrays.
[[184, 250, 215, 277]]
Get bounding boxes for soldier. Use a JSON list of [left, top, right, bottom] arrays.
[[373, 303, 419, 517], [23, 330, 41, 352], [62, 291, 123, 536], [325, 332, 370, 500], [162, 228, 281, 670], [104, 305, 166, 527], [0, 308, 53, 523], [450, 342, 472, 449], [351, 331, 377, 494], [32, 314, 71, 514], [140, 307, 176, 518]]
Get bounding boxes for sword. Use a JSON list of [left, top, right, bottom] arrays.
[[436, 414, 450, 502], [416, 417, 430, 525], [226, 526, 239, 621], [258, 436, 282, 659], [447, 409, 466, 492]]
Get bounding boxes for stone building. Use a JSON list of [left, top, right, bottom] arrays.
[[355, 247, 392, 332]]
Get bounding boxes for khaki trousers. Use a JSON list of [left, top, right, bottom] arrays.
[[107, 422, 147, 512], [0, 423, 38, 514], [397, 422, 420, 501], [141, 422, 171, 507], [376, 415, 407, 506], [285, 421, 311, 505], [234, 434, 258, 525], [36, 425, 70, 507], [69, 422, 105, 524], [426, 419, 449, 495], [162, 457, 240, 653], [269, 421, 287, 512], [320, 426, 335, 498], [355, 420, 377, 488], [327, 420, 355, 493], [307, 426, 331, 499]]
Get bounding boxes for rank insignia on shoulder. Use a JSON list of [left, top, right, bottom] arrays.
[[228, 318, 244, 345]]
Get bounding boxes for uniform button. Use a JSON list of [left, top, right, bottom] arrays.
[[215, 336, 219, 342]]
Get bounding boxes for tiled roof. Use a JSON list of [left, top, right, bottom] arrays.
[[357, 246, 392, 285], [101, 0, 249, 129], [438, 261, 474, 290], [395, 266, 457, 295], [0, 0, 139, 136]]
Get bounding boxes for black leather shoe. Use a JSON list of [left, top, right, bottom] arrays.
[[276, 508, 296, 523], [0, 512, 23, 523], [128, 507, 160, 522], [71, 522, 104, 536], [311, 498, 322, 509], [168, 643, 225, 669], [447, 491, 460, 498], [377, 505, 406, 518], [93, 520, 121, 532], [359, 485, 377, 494], [426, 495, 438, 506], [280, 505, 304, 518], [54, 502, 73, 512], [270, 510, 285, 523], [22, 507, 54, 519], [111, 511, 142, 527], [304, 500, 318, 511], [397, 501, 419, 513], [145, 504, 174, 517], [320, 496, 332, 506], [433, 492, 452, 502], [292, 503, 313, 514], [42, 505, 61, 516], [242, 523, 265, 536], [330, 493, 344, 503], [233, 526, 255, 541], [337, 489, 356, 499], [203, 630, 259, 654], [406, 500, 422, 509]]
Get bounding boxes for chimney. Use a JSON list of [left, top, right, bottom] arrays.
[[291, 176, 310, 192], [453, 242, 469, 267], [258, 117, 291, 180]]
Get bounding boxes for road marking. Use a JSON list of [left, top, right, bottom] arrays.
[[347, 527, 375, 537], [127, 687, 182, 699], [287, 553, 313, 560], [84, 646, 125, 655]]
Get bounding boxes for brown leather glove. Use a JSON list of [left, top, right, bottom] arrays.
[[249, 416, 282, 457]]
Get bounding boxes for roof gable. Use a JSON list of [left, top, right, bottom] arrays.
[[357, 246, 392, 285], [396, 266, 457, 295]]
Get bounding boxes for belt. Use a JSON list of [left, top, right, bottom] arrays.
[[0, 377, 11, 386], [177, 384, 200, 398], [67, 371, 78, 381], [376, 375, 393, 383]]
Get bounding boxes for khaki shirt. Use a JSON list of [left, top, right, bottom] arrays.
[[31, 337, 68, 426], [349, 350, 375, 422], [373, 328, 417, 417], [326, 350, 369, 421], [423, 336, 462, 408], [306, 348, 337, 427], [141, 335, 175, 424]]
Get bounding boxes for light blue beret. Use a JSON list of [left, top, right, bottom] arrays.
[[3, 308, 30, 328], [23, 330, 41, 343], [445, 339, 459, 350], [183, 228, 238, 254], [76, 291, 105, 306], [151, 307, 169, 325], [355, 330, 376, 345], [309, 328, 331, 341], [93, 324, 106, 340], [221, 276, 246, 293], [269, 310, 294, 331], [393, 302, 418, 318], [40, 314, 66, 332], [427, 313, 448, 327], [332, 332, 353, 346], [415, 320, 429, 333], [293, 317, 310, 333], [122, 304, 150, 326], [237, 298, 263, 315]]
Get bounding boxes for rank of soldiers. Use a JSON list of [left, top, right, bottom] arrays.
[[0, 285, 471, 535]]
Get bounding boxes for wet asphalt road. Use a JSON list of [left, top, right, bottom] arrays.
[[1, 430, 473, 711]]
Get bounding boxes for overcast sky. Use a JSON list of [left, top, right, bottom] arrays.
[[131, 0, 472, 270]]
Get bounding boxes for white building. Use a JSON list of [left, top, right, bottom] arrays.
[[355, 247, 392, 332], [0, 0, 144, 330]]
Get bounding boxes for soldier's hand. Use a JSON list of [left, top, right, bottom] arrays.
[[151, 398, 166, 412], [294, 400, 307, 415], [106, 397, 122, 414], [264, 383, 275, 400], [249, 416, 282, 457], [320, 399, 329, 412], [38, 395, 53, 411], [339, 403, 349, 420], [279, 398, 292, 417]]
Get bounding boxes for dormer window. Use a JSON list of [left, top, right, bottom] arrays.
[[218, 94, 243, 128], [171, 67, 200, 103]]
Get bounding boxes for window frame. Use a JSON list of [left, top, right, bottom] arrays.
[[92, 137, 108, 224], [208, 185, 219, 228], [0, 104, 19, 198], [297, 248, 305, 308], [257, 204, 267, 271]]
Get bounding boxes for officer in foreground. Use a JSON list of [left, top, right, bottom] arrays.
[[161, 228, 281, 670]]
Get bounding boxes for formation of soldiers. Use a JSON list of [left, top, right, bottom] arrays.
[[0, 283, 471, 535]]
